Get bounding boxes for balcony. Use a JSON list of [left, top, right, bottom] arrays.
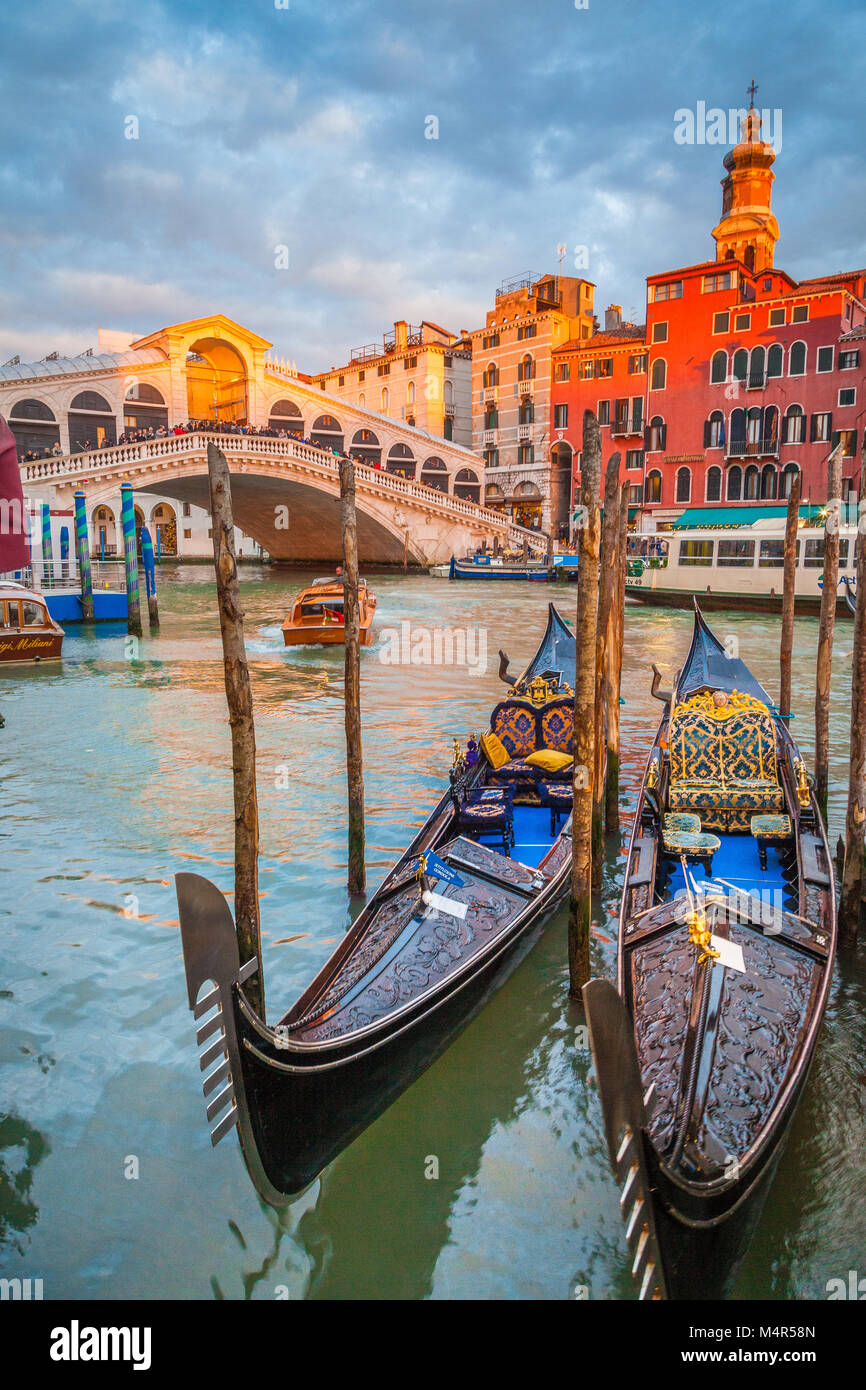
[[724, 437, 780, 459], [483, 429, 498, 444], [483, 386, 497, 403], [445, 402, 456, 416], [517, 379, 533, 395], [613, 418, 642, 437], [517, 423, 532, 440], [746, 371, 767, 390]]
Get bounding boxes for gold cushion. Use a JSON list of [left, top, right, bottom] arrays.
[[524, 749, 574, 773], [480, 730, 509, 770]]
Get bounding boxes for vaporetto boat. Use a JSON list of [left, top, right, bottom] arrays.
[[627, 514, 858, 616]]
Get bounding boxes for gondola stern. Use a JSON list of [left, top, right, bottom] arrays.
[[583, 978, 669, 1300]]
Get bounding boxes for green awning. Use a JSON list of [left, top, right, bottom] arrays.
[[670, 505, 825, 530]]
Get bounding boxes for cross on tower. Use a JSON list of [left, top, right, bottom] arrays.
[[747, 78, 758, 108]]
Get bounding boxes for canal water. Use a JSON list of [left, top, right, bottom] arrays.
[[1, 566, 864, 1301]]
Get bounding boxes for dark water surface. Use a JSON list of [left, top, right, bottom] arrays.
[[1, 566, 863, 1300]]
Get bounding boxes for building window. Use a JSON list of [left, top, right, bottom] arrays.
[[645, 470, 662, 503], [597, 400, 610, 425], [782, 405, 805, 444], [579, 361, 594, 380], [833, 429, 857, 456], [596, 357, 613, 378], [749, 345, 766, 388], [781, 463, 800, 498], [713, 312, 730, 334], [519, 399, 534, 424], [650, 358, 667, 390], [182, 502, 191, 517], [727, 465, 742, 501], [337, 375, 345, 386], [704, 410, 725, 448], [810, 412, 832, 443], [629, 485, 642, 505], [789, 341, 807, 375], [554, 404, 568, 428], [628, 354, 647, 374], [735, 312, 751, 331], [645, 416, 666, 451], [792, 304, 809, 323], [840, 350, 860, 370], [653, 280, 683, 301], [706, 465, 722, 501], [625, 449, 644, 470], [817, 346, 834, 373], [405, 355, 417, 368], [652, 322, 668, 343], [733, 348, 748, 381], [769, 307, 786, 327], [482, 333, 500, 349], [517, 444, 535, 466], [675, 466, 691, 503], [183, 528, 191, 540], [381, 387, 389, 411], [767, 344, 784, 378], [839, 387, 856, 407], [517, 354, 535, 382], [483, 363, 499, 388], [407, 381, 416, 404], [703, 272, 732, 293], [484, 407, 498, 429], [555, 362, 570, 382], [484, 447, 499, 468], [711, 350, 727, 384], [517, 323, 537, 341], [377, 363, 390, 376], [744, 465, 760, 500], [358, 370, 365, 382]]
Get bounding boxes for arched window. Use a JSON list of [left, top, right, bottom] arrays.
[[358, 393, 365, 409], [518, 398, 534, 424], [645, 470, 662, 504], [706, 465, 722, 502], [760, 464, 777, 500], [517, 354, 534, 382], [727, 465, 742, 501], [387, 442, 415, 479], [310, 414, 344, 452], [646, 416, 666, 451], [729, 408, 746, 451], [744, 464, 760, 500], [454, 467, 480, 502], [651, 358, 666, 391], [710, 350, 727, 384], [267, 398, 303, 431], [381, 387, 389, 411], [763, 405, 779, 452], [407, 381, 416, 405], [421, 456, 448, 492], [789, 341, 807, 376], [749, 345, 766, 387], [767, 344, 784, 378], [444, 380, 453, 403], [704, 410, 725, 448], [9, 397, 60, 455], [732, 348, 748, 382], [675, 466, 691, 503], [781, 462, 800, 498], [70, 391, 112, 412], [10, 397, 55, 420], [125, 383, 165, 404], [483, 363, 498, 388], [68, 390, 116, 452], [783, 404, 805, 444], [746, 406, 763, 446], [350, 427, 381, 466]]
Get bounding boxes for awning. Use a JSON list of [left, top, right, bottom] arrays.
[[670, 505, 824, 530]]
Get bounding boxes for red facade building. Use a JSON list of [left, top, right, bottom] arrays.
[[551, 102, 866, 528]]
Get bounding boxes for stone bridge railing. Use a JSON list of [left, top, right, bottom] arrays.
[[22, 431, 548, 553]]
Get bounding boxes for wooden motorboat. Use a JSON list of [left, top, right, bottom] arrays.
[[281, 575, 377, 647], [584, 604, 836, 1300], [177, 604, 578, 1204], [0, 581, 64, 663]]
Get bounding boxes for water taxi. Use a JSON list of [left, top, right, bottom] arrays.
[[281, 575, 377, 647], [0, 581, 64, 663], [626, 510, 857, 615]]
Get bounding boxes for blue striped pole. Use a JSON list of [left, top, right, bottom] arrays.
[[73, 490, 94, 621], [40, 503, 54, 587], [139, 524, 159, 629], [120, 482, 142, 636]]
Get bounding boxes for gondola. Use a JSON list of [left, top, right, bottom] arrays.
[[842, 575, 856, 616], [177, 603, 578, 1205], [584, 603, 836, 1299]]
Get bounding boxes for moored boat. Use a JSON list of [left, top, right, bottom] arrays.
[[584, 604, 836, 1299], [0, 581, 64, 663], [177, 604, 578, 1204], [281, 574, 377, 647]]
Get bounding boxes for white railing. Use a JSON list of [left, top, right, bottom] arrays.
[[482, 429, 497, 444], [23, 431, 516, 532], [517, 423, 532, 440], [518, 379, 533, 395]]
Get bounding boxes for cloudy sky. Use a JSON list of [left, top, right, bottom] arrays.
[[1, 0, 864, 371]]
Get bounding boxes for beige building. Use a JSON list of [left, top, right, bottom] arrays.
[[311, 320, 472, 450], [469, 274, 595, 534]]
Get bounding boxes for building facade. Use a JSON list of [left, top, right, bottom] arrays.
[[310, 320, 472, 450], [551, 102, 866, 528], [469, 273, 595, 534]]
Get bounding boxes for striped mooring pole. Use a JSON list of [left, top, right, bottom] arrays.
[[120, 482, 142, 637], [40, 503, 54, 587], [73, 490, 94, 622], [139, 524, 160, 630]]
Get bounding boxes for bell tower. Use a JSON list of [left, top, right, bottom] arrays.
[[712, 82, 779, 274]]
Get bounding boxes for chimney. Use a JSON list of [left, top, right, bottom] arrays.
[[605, 304, 623, 331], [394, 320, 408, 349]]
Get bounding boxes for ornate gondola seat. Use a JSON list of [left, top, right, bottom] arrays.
[[486, 696, 575, 789], [667, 689, 785, 832]]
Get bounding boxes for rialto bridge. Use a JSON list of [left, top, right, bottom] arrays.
[[21, 432, 545, 565]]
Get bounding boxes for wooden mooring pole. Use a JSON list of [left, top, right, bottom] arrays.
[[779, 470, 802, 718], [340, 456, 366, 896], [605, 479, 629, 834], [569, 411, 602, 995], [815, 443, 845, 823], [839, 437, 866, 946], [592, 453, 621, 888], [206, 441, 264, 1017]]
